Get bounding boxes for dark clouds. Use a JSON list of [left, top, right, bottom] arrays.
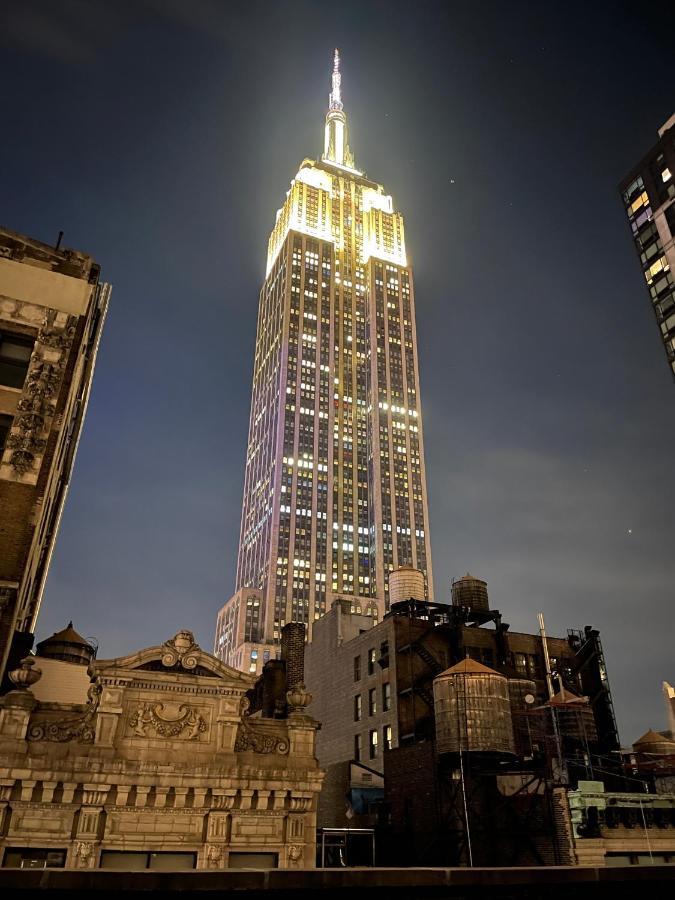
[[0, 1, 673, 742]]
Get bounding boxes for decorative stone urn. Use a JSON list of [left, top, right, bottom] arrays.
[[286, 683, 312, 713], [8, 657, 42, 690]]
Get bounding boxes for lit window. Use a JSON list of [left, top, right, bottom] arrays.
[[369, 729, 378, 759], [384, 725, 392, 751], [369, 688, 377, 716], [354, 694, 362, 722]]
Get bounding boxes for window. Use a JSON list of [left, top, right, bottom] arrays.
[[368, 648, 376, 675], [354, 733, 362, 761], [384, 724, 392, 750], [353, 655, 361, 681], [354, 694, 362, 722], [369, 729, 378, 759], [100, 851, 196, 870], [0, 414, 12, 454], [3, 848, 66, 869], [229, 852, 279, 869], [382, 682, 391, 712], [369, 687, 377, 716], [0, 332, 33, 390]]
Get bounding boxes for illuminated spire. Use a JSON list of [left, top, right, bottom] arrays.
[[323, 48, 355, 170], [329, 48, 343, 110]]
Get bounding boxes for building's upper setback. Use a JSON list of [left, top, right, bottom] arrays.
[[0, 227, 109, 688], [228, 51, 433, 658], [620, 113, 675, 381]]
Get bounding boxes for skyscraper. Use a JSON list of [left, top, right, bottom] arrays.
[[0, 227, 109, 688], [620, 113, 675, 381], [216, 52, 433, 670]]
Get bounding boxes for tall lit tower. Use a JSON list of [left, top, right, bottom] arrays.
[[215, 52, 433, 671]]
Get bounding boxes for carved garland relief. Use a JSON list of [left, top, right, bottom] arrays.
[[128, 702, 208, 741]]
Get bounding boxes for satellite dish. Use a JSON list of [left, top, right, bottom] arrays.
[[524, 694, 535, 705]]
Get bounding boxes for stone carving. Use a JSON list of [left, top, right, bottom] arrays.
[[211, 791, 237, 810], [288, 845, 303, 865], [233, 720, 289, 755], [128, 702, 207, 740], [74, 842, 94, 867], [206, 845, 222, 867], [161, 630, 200, 670], [23, 359, 62, 401], [286, 683, 312, 713], [28, 682, 101, 744], [37, 315, 77, 350], [8, 657, 42, 690], [8, 449, 36, 476], [5, 310, 75, 476], [5, 412, 48, 463]]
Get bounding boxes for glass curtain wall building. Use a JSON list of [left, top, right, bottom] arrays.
[[620, 113, 675, 381], [216, 52, 433, 668]]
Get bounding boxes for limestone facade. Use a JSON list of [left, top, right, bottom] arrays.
[[0, 629, 323, 870], [0, 227, 109, 686], [568, 782, 675, 866]]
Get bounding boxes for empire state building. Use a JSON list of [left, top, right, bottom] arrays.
[[215, 52, 433, 672]]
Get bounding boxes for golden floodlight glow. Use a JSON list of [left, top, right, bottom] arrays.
[[266, 167, 334, 276]]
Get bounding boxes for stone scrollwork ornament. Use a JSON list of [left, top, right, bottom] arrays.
[[233, 720, 289, 755], [160, 630, 200, 670], [28, 681, 101, 743]]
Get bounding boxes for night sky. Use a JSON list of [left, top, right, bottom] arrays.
[[1, 1, 673, 743]]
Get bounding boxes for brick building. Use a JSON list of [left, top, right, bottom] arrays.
[[0, 227, 109, 687], [0, 625, 323, 870], [305, 568, 620, 844]]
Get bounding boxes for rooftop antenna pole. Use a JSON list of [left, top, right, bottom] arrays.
[[55, 231, 64, 251], [538, 612, 555, 700]]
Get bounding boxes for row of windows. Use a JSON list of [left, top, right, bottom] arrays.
[[354, 683, 391, 720], [354, 725, 393, 761], [353, 646, 382, 681]]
